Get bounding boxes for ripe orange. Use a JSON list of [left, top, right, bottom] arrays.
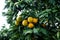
[[28, 23, 34, 28], [28, 17, 33, 22], [22, 20, 28, 26], [33, 18, 38, 23], [15, 20, 19, 26]]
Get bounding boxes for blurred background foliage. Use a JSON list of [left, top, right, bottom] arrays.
[[0, 0, 60, 40]]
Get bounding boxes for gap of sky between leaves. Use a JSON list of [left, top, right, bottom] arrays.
[[0, 0, 21, 30], [0, 0, 10, 30]]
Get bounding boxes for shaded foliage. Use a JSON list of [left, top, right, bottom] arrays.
[[1, 0, 60, 40]]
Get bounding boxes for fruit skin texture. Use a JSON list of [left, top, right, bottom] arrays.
[[15, 20, 19, 26], [28, 23, 34, 28], [22, 20, 28, 26], [16, 16, 22, 22], [33, 18, 38, 23], [28, 17, 33, 22]]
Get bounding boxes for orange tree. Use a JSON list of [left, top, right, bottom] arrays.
[[2, 0, 60, 40]]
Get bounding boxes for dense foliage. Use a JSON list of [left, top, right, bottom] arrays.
[[1, 0, 60, 40]]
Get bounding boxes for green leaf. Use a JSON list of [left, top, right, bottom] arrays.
[[49, 0, 55, 5], [40, 28, 49, 36], [55, 17, 60, 21], [24, 0, 33, 3], [23, 29, 33, 35], [57, 31, 60, 39], [33, 28, 40, 34], [52, 10, 58, 13]]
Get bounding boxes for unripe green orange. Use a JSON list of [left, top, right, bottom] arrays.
[[16, 16, 22, 22], [15, 20, 19, 26]]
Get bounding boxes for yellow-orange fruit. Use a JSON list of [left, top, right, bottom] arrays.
[[33, 18, 38, 23], [28, 23, 34, 28], [15, 20, 19, 26], [28, 17, 33, 22], [22, 20, 28, 26]]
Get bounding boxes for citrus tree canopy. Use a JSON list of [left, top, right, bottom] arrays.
[[0, 0, 60, 40]]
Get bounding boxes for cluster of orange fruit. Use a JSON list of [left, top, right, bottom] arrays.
[[15, 16, 38, 28]]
